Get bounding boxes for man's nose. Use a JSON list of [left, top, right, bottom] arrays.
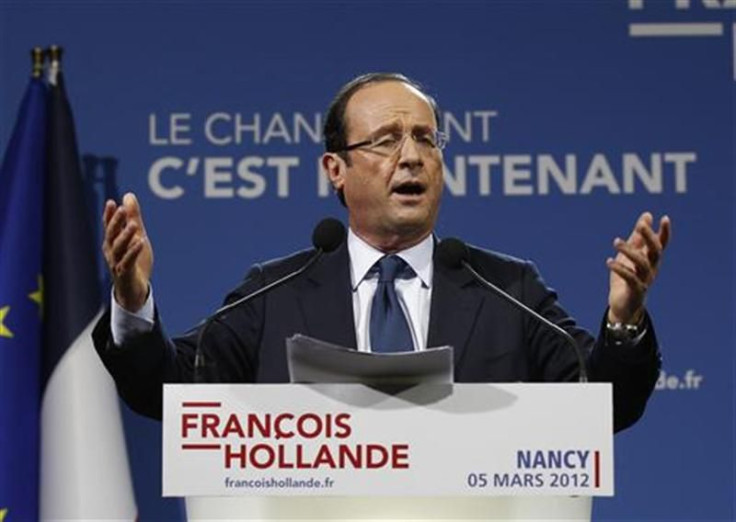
[[397, 135, 423, 170]]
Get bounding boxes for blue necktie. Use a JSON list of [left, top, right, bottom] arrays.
[[370, 255, 414, 353]]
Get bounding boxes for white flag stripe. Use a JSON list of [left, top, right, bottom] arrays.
[[41, 309, 136, 521]]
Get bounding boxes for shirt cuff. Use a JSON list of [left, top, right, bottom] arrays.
[[110, 286, 155, 346]]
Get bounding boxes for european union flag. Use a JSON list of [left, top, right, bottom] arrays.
[[0, 78, 48, 521]]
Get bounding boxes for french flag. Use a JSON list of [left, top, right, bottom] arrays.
[[39, 57, 137, 521]]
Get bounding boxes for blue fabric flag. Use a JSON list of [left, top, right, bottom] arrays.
[[0, 78, 48, 522], [42, 71, 101, 383]]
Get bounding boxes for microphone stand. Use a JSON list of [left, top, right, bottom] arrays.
[[193, 249, 325, 383]]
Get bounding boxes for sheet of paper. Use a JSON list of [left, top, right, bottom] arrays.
[[286, 334, 454, 385]]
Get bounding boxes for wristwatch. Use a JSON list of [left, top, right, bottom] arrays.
[[605, 321, 642, 344]]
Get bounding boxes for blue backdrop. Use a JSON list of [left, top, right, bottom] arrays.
[[1, 1, 733, 520]]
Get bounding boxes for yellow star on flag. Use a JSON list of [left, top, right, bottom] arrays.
[[28, 275, 43, 315], [0, 507, 7, 521], [0, 307, 12, 338]]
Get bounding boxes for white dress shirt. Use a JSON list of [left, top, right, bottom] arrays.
[[348, 229, 433, 352]]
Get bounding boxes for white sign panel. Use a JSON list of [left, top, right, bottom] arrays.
[[163, 383, 613, 497]]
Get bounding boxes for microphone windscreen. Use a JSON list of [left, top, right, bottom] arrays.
[[312, 218, 346, 253], [436, 237, 469, 269]]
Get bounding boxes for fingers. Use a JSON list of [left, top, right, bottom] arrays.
[[103, 199, 117, 229], [100, 193, 152, 311], [110, 221, 139, 273], [101, 193, 146, 276], [625, 212, 652, 243], [612, 237, 652, 284], [642, 213, 671, 259], [606, 257, 647, 294], [607, 211, 671, 292], [635, 219, 663, 268], [607, 211, 670, 324], [621, 212, 671, 274], [102, 204, 127, 268], [105, 203, 126, 239], [117, 235, 145, 274], [122, 192, 147, 234], [658, 215, 672, 251]]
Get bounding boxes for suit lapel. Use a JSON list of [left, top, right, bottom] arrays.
[[296, 242, 358, 349], [427, 256, 483, 367]]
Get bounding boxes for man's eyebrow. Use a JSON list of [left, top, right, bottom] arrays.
[[368, 121, 403, 137], [369, 121, 433, 137]]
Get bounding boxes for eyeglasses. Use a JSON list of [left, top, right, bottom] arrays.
[[339, 129, 448, 156]]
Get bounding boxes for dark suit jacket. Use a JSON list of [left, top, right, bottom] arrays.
[[93, 241, 661, 432]]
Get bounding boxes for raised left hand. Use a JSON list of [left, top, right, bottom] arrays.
[[607, 212, 671, 324]]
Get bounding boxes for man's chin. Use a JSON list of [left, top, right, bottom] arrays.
[[386, 211, 435, 238]]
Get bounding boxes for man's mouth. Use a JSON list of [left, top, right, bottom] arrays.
[[391, 181, 426, 196]]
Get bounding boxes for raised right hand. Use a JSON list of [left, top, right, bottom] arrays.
[[102, 192, 154, 312]]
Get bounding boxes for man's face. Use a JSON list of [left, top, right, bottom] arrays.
[[323, 81, 444, 252]]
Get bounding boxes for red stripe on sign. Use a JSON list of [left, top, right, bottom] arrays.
[[182, 444, 221, 450], [594, 450, 600, 488], [182, 402, 221, 408]]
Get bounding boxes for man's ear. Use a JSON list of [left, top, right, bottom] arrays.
[[321, 152, 346, 193]]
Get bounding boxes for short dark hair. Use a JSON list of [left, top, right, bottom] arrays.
[[323, 72, 441, 205]]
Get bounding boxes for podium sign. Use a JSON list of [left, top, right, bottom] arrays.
[[163, 383, 613, 498]]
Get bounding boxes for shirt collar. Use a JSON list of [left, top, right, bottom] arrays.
[[348, 228, 434, 290]]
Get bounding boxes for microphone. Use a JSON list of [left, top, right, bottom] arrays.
[[194, 218, 346, 382], [436, 238, 588, 383]]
